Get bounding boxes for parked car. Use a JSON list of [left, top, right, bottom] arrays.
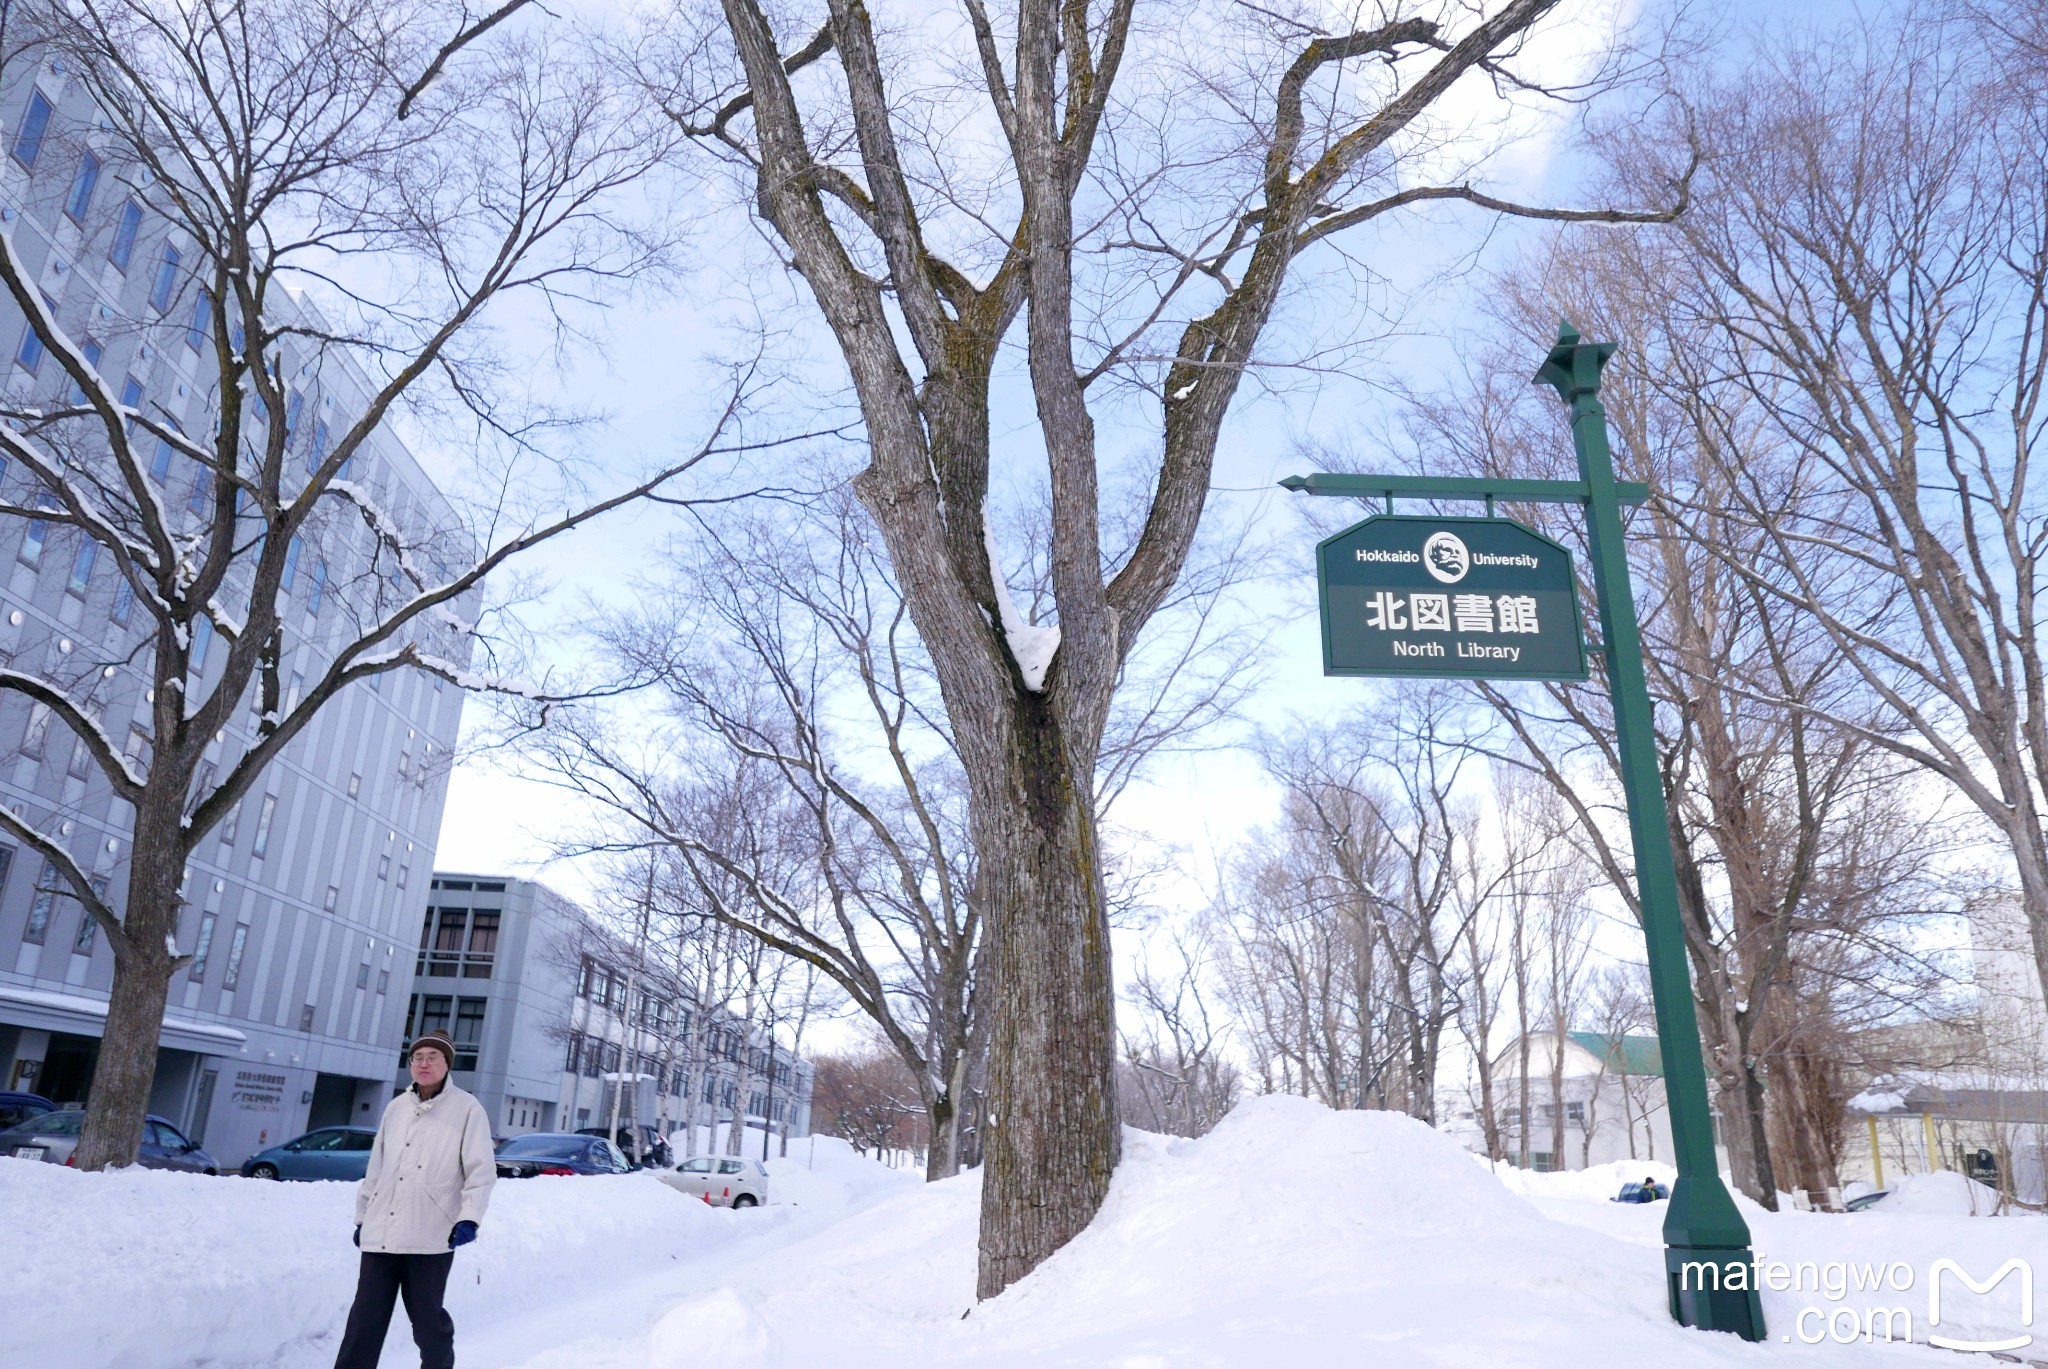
[[494, 1131, 633, 1178], [1844, 1190, 1890, 1212], [0, 1090, 53, 1131], [574, 1124, 672, 1170], [1612, 1180, 1669, 1204], [0, 1108, 219, 1173], [240, 1126, 378, 1181], [658, 1155, 769, 1208]]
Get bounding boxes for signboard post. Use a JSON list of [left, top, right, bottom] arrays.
[[1281, 320, 1765, 1343]]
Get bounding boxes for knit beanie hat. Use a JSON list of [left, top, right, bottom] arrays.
[[407, 1030, 458, 1069]]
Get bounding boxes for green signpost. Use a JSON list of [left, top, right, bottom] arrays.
[[1283, 321, 1766, 1341]]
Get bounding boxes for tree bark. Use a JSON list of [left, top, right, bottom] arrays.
[[975, 701, 1119, 1299]]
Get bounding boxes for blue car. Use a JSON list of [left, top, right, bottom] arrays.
[[240, 1125, 378, 1180], [0, 1090, 53, 1131]]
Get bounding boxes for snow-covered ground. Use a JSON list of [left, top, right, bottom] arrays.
[[6, 1098, 2043, 1368]]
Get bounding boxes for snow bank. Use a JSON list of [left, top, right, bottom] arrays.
[[675, 1096, 1747, 1366], [1484, 1154, 1676, 1203], [1877, 1169, 2005, 1216], [0, 1159, 740, 1369], [766, 1133, 921, 1213]]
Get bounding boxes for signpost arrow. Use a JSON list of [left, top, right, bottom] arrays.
[[1281, 319, 1766, 1343]]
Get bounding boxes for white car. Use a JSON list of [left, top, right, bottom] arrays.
[[659, 1155, 769, 1208]]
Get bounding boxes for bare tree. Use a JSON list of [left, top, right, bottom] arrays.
[[1118, 922, 1239, 1138], [632, 0, 1686, 1294], [0, 0, 767, 1169], [1620, 5, 2048, 1014]]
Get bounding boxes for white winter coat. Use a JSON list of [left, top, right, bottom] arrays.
[[355, 1081, 496, 1255]]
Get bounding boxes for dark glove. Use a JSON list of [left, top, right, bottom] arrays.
[[448, 1220, 478, 1249], [352, 1225, 360, 1248]]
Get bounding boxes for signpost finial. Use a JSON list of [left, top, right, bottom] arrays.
[[1533, 317, 1616, 403]]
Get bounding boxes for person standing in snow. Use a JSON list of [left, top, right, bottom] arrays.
[[333, 1030, 496, 1369]]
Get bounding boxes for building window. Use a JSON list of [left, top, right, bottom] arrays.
[[309, 419, 330, 472], [308, 559, 328, 615], [111, 577, 134, 626], [286, 672, 303, 712], [453, 999, 485, 1071], [250, 793, 277, 857], [1566, 1101, 1585, 1128], [218, 801, 239, 845], [424, 906, 460, 975], [149, 243, 181, 313], [281, 536, 301, 592], [396, 750, 410, 777], [66, 540, 96, 597], [16, 321, 44, 376], [66, 735, 91, 779], [22, 858, 59, 944], [70, 339, 103, 406], [190, 912, 216, 979], [376, 854, 390, 881], [109, 200, 142, 272], [221, 924, 249, 990], [346, 771, 361, 798], [462, 909, 495, 977], [64, 150, 100, 224], [21, 703, 50, 758], [185, 289, 211, 353], [564, 1030, 582, 1073], [11, 90, 52, 169], [324, 884, 339, 912], [149, 438, 174, 481], [409, 992, 452, 1041], [190, 614, 214, 674], [582, 1037, 602, 1078], [376, 969, 389, 995], [299, 1003, 315, 1031]]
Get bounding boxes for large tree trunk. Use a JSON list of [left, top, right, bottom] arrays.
[[975, 704, 1119, 1300], [72, 831, 183, 1171]]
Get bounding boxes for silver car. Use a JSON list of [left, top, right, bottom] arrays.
[[0, 1108, 220, 1173], [658, 1155, 769, 1208]]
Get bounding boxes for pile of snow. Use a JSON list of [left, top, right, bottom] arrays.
[[766, 1133, 921, 1213], [0, 1160, 739, 1369], [1877, 1169, 2005, 1215], [653, 1098, 1743, 1366], [1484, 1154, 1676, 1203]]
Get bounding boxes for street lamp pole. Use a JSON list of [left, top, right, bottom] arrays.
[[1533, 320, 1762, 1339]]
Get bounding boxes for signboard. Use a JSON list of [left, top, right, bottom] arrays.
[[1317, 514, 1587, 680]]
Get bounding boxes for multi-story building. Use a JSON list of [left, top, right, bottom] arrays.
[[410, 873, 814, 1148], [0, 51, 467, 1165]]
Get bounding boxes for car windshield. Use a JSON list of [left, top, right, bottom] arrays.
[[498, 1135, 582, 1158]]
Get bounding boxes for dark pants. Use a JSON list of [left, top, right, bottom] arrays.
[[333, 1252, 456, 1369]]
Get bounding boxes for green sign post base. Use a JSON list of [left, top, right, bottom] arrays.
[[1282, 319, 1766, 1344]]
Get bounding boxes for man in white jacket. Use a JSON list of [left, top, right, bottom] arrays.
[[333, 1030, 496, 1369]]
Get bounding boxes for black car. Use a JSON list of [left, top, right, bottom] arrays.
[[494, 1132, 633, 1178], [1613, 1180, 1670, 1203], [575, 1123, 671, 1170], [0, 1090, 54, 1131]]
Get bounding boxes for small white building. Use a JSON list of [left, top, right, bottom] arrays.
[[1442, 1032, 1677, 1172]]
